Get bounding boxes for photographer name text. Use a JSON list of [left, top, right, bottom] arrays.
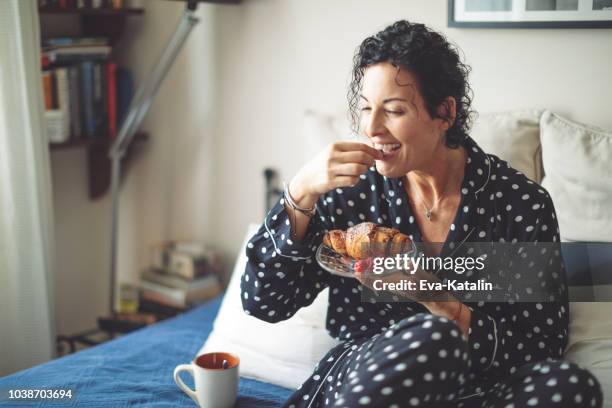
[[372, 279, 493, 292]]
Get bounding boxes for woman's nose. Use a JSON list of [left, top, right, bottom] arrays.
[[364, 109, 385, 138]]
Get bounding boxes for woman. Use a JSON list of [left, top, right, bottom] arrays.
[[241, 21, 602, 407]]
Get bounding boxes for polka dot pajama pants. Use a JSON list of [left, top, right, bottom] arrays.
[[284, 314, 602, 408]]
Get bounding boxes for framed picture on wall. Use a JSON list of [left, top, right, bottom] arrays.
[[448, 0, 612, 28]]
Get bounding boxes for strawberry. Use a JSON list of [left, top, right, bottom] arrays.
[[354, 258, 373, 273]]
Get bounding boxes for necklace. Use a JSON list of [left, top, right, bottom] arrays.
[[408, 178, 446, 222], [405, 149, 466, 222]]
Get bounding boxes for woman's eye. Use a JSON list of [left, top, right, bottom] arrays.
[[385, 110, 403, 115]]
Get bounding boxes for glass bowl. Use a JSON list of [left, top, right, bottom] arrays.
[[315, 241, 417, 279]]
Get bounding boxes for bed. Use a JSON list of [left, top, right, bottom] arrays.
[[0, 295, 292, 407], [4, 109, 612, 407]]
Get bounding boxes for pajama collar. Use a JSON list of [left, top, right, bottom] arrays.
[[377, 136, 491, 248]]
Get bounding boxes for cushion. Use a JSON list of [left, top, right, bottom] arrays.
[[563, 242, 612, 295], [540, 111, 612, 405], [568, 302, 612, 347], [469, 109, 544, 183], [302, 109, 347, 147], [301, 109, 377, 156], [540, 110, 612, 242], [566, 303, 612, 408], [200, 224, 339, 390]]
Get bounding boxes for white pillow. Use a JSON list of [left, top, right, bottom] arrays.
[[200, 224, 338, 390], [566, 302, 612, 408], [301, 109, 371, 156], [540, 111, 612, 405], [568, 301, 612, 347], [540, 110, 612, 242], [469, 109, 543, 183]]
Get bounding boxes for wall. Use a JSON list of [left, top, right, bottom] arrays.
[[114, 1, 218, 286], [210, 0, 612, 257]]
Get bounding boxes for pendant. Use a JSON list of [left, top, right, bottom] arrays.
[[425, 209, 432, 221]]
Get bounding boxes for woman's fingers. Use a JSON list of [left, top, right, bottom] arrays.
[[292, 141, 380, 197], [334, 141, 383, 160], [332, 176, 360, 188], [333, 163, 369, 177], [336, 150, 378, 166]]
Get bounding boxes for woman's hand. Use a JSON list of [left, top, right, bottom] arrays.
[[288, 142, 383, 207], [355, 264, 471, 337]]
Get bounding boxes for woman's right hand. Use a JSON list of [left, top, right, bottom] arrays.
[[288, 142, 383, 207]]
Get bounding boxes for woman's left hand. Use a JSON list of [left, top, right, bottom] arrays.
[[355, 263, 471, 337]]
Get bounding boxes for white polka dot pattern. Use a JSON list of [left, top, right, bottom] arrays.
[[241, 137, 601, 407]]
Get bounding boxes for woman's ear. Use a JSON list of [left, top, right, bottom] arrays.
[[437, 96, 456, 131]]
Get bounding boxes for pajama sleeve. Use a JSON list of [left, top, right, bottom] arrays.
[[240, 196, 332, 323], [466, 193, 569, 376]]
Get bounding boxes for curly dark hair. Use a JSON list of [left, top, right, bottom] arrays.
[[348, 20, 475, 149]]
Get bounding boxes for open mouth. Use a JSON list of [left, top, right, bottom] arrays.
[[374, 143, 401, 157]]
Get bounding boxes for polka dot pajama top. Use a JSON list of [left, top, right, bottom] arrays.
[[241, 136, 602, 407]]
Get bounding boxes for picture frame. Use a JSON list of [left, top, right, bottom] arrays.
[[448, 0, 612, 28]]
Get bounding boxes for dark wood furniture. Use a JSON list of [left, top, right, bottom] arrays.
[[56, 297, 189, 355], [41, 5, 148, 199]]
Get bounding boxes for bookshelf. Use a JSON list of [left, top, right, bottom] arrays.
[[40, 4, 148, 199], [51, 132, 149, 198], [49, 131, 147, 150], [39, 7, 144, 15]]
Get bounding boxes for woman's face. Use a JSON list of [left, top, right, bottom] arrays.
[[359, 62, 450, 178]]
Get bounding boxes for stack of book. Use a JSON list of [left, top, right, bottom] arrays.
[[41, 37, 133, 143], [139, 241, 223, 310], [39, 0, 127, 10]]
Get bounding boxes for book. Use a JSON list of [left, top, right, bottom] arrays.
[[46, 110, 70, 143], [80, 61, 95, 138], [44, 37, 109, 48], [50, 69, 58, 108], [42, 70, 53, 110], [142, 269, 218, 291], [54, 67, 71, 141], [92, 61, 108, 137], [140, 277, 221, 308], [44, 47, 111, 65], [106, 61, 117, 138], [116, 67, 133, 127], [68, 65, 82, 139], [140, 290, 185, 310], [150, 241, 222, 280]]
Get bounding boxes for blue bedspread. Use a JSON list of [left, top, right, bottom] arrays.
[[0, 296, 292, 407]]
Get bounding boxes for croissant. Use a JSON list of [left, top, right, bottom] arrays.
[[323, 222, 412, 260]]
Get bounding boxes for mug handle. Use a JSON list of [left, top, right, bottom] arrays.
[[173, 364, 198, 405]]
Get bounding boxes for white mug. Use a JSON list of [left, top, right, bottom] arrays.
[[174, 352, 240, 408]]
